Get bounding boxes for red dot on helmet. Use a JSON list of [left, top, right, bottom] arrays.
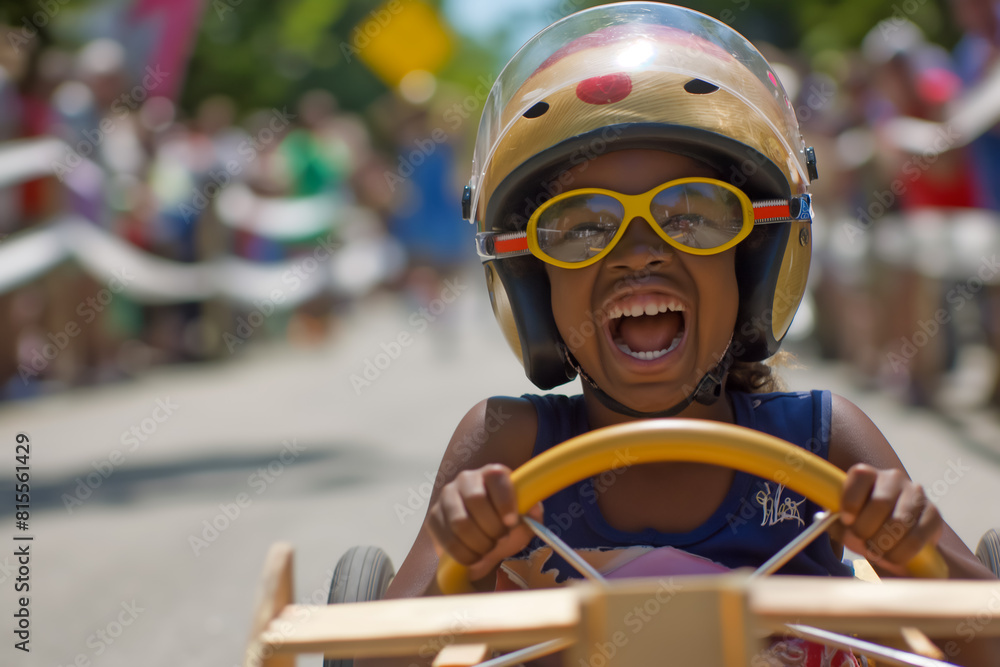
[[576, 73, 632, 105]]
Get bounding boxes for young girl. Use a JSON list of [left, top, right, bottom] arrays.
[[380, 2, 997, 663]]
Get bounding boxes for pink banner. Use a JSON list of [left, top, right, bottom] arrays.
[[127, 0, 205, 100]]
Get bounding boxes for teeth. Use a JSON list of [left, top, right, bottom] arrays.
[[607, 299, 685, 319], [615, 333, 684, 360]]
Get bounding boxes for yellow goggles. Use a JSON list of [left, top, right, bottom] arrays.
[[476, 178, 810, 269]]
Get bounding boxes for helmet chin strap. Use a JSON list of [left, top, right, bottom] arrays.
[[557, 339, 735, 419]]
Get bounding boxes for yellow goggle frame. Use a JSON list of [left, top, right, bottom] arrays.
[[476, 178, 810, 269]]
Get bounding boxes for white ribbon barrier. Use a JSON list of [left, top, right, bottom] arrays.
[[0, 137, 69, 190], [0, 216, 405, 306], [0, 136, 407, 305], [0, 137, 349, 242], [215, 184, 347, 242]]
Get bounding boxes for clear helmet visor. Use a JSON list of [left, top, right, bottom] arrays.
[[469, 2, 808, 226]]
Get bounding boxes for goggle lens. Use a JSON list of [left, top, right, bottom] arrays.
[[535, 194, 623, 263], [651, 182, 745, 251]]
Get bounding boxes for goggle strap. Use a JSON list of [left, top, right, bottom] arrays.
[[495, 232, 529, 255], [752, 195, 812, 224], [753, 200, 793, 223], [476, 231, 530, 260]]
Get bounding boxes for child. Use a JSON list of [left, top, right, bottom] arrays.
[[380, 2, 997, 663]]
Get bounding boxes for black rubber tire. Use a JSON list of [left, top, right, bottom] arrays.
[[323, 546, 395, 667], [976, 528, 1000, 577]]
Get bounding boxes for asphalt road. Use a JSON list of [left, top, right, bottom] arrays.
[[1, 274, 999, 667]]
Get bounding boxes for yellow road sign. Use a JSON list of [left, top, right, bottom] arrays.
[[345, 0, 454, 86]]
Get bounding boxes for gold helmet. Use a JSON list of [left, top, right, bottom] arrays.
[[466, 2, 816, 389]]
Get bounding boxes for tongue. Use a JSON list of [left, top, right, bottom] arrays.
[[619, 312, 682, 352]]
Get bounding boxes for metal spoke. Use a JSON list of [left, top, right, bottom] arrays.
[[471, 638, 574, 667], [751, 511, 841, 578], [785, 624, 958, 667], [523, 517, 607, 584]]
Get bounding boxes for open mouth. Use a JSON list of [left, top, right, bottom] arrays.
[[607, 297, 686, 361]]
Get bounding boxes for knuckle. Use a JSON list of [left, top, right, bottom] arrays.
[[439, 480, 460, 501], [849, 516, 879, 538], [439, 487, 463, 513], [866, 494, 894, 514], [447, 542, 477, 565], [482, 463, 510, 478], [456, 470, 479, 485], [852, 526, 876, 542], [850, 463, 877, 479], [464, 497, 493, 520], [885, 469, 907, 484], [464, 489, 490, 506], [907, 488, 928, 510], [450, 515, 475, 533], [840, 491, 862, 510], [484, 522, 507, 539], [427, 503, 446, 529]]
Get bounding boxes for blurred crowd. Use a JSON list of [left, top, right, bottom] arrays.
[[801, 0, 1000, 408], [0, 30, 476, 400], [1, 0, 1000, 412]]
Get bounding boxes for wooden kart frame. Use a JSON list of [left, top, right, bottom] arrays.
[[244, 544, 1000, 667], [244, 420, 1000, 667]]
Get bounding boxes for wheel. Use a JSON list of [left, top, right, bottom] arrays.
[[323, 546, 395, 667], [976, 528, 1000, 576], [435, 418, 948, 594]]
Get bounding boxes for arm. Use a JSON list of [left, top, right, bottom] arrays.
[[828, 395, 1000, 666], [355, 397, 538, 667], [828, 393, 995, 580], [382, 395, 540, 599]]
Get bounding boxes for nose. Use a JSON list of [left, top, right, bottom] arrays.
[[605, 216, 674, 270]]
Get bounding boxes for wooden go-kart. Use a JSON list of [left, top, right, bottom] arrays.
[[243, 420, 1000, 667]]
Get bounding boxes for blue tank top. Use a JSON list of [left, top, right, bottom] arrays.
[[511, 390, 853, 584]]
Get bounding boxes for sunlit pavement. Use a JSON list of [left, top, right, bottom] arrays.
[[1, 273, 999, 667]]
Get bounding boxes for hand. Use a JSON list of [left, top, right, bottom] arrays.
[[832, 463, 943, 576], [427, 464, 544, 582]]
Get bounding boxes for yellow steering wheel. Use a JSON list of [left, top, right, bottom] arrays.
[[436, 419, 947, 594]]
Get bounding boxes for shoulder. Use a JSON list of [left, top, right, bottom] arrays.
[[730, 388, 822, 410], [828, 393, 905, 471], [731, 389, 830, 445], [440, 396, 539, 477]]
